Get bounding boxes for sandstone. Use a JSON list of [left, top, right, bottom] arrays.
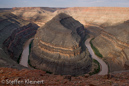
[[29, 13, 92, 75], [12, 7, 129, 27], [0, 7, 129, 86], [92, 23, 129, 72], [3, 23, 38, 61], [12, 7, 54, 26], [0, 12, 38, 69], [55, 7, 129, 26]]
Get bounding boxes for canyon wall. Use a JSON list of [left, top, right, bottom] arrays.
[[11, 7, 129, 72], [29, 13, 92, 75], [0, 12, 38, 69], [55, 7, 129, 26], [3, 23, 38, 61], [12, 7, 54, 26], [12, 7, 129, 27], [92, 23, 129, 71]]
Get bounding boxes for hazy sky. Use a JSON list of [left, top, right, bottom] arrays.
[[0, 0, 129, 8]]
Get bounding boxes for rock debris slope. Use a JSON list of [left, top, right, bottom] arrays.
[[29, 13, 92, 75]]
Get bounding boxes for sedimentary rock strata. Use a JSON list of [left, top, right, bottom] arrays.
[[12, 7, 54, 26], [55, 7, 129, 26], [92, 23, 129, 71], [0, 12, 38, 69], [3, 23, 38, 61], [12, 7, 129, 27], [29, 13, 92, 75]]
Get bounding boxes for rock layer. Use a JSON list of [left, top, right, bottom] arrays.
[[29, 13, 92, 75], [12, 7, 129, 27], [12, 7, 54, 26], [3, 23, 38, 61], [92, 23, 129, 71], [0, 12, 38, 69]]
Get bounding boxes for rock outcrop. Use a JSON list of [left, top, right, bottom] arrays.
[[3, 23, 38, 61], [92, 23, 129, 71], [0, 12, 38, 69], [29, 13, 92, 75]]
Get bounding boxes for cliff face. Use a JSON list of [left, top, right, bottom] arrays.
[[12, 7, 129, 27], [55, 7, 129, 26], [3, 23, 38, 61], [29, 13, 92, 75], [12, 7, 64, 12], [92, 23, 129, 71], [0, 12, 29, 47], [12, 7, 54, 26], [0, 12, 38, 69]]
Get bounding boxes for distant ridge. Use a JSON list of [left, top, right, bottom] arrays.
[[12, 7, 66, 12]]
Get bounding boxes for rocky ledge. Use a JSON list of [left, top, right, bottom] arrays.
[[29, 13, 92, 76]]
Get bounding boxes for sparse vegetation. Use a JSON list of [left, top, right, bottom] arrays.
[[17, 52, 22, 63], [28, 40, 35, 68], [29, 39, 33, 53], [90, 38, 103, 58], [89, 59, 100, 75]]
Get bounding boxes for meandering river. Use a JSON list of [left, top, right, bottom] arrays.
[[85, 37, 108, 75], [20, 37, 108, 75]]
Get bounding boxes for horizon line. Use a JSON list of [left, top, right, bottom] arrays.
[[1, 6, 129, 9]]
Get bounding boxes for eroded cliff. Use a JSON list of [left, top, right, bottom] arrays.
[[3, 23, 38, 62], [12, 7, 54, 26], [92, 23, 129, 71], [0, 12, 38, 69], [12, 7, 129, 27], [29, 13, 92, 75]]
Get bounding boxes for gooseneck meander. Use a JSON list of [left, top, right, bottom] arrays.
[[20, 37, 108, 75]]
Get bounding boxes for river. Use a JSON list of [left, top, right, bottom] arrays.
[[85, 37, 108, 75], [20, 37, 108, 75], [19, 38, 33, 67]]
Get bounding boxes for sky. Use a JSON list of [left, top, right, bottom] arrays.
[[0, 0, 129, 8]]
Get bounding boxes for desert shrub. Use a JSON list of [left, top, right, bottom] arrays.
[[90, 38, 103, 58]]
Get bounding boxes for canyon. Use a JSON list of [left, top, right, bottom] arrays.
[[0, 7, 129, 85], [92, 23, 129, 71], [12, 7, 129, 26], [12, 7, 129, 72], [0, 12, 38, 69]]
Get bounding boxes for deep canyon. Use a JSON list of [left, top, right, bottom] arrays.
[[0, 7, 129, 85], [11, 7, 129, 72]]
